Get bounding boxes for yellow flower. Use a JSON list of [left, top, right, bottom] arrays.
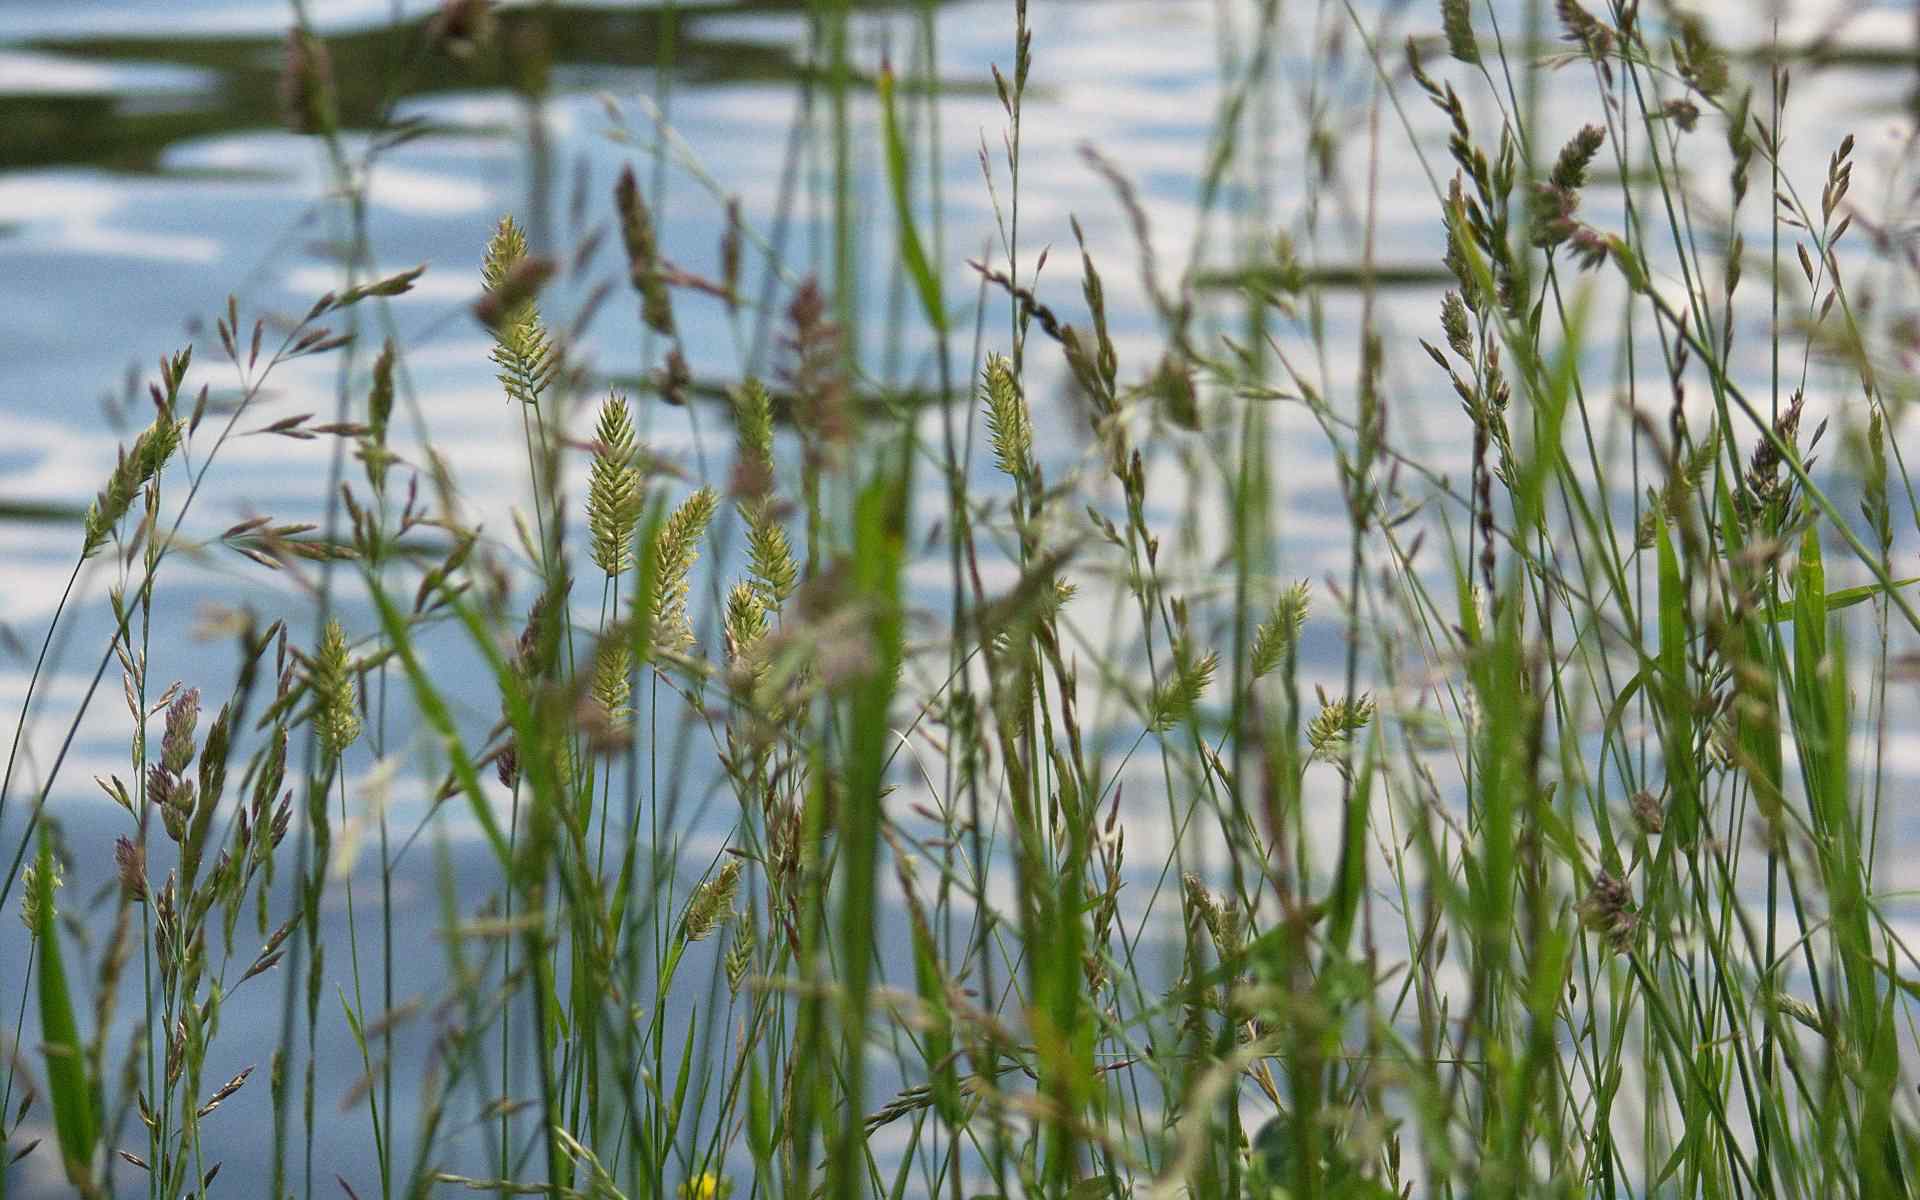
[[677, 1173, 729, 1200]]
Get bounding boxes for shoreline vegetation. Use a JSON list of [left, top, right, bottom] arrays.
[[4, 0, 1920, 1197]]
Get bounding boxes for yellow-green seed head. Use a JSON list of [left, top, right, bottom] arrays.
[[1306, 690, 1374, 759], [1249, 581, 1310, 679], [590, 636, 633, 725], [588, 393, 642, 576], [313, 618, 361, 759], [19, 854, 61, 935], [981, 353, 1031, 481], [648, 487, 718, 652], [481, 216, 557, 406], [683, 859, 741, 942], [82, 411, 185, 559]]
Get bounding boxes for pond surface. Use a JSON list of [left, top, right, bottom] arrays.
[[3, 1, 1919, 1196]]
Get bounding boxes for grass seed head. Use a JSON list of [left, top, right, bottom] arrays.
[[589, 636, 633, 727], [1250, 582, 1311, 679], [981, 353, 1032, 481], [19, 853, 61, 934], [684, 859, 741, 942], [1576, 872, 1638, 954], [115, 836, 148, 901], [312, 619, 361, 760], [83, 409, 186, 559], [649, 487, 719, 652], [616, 164, 676, 336], [1441, 0, 1479, 65], [587, 392, 642, 576]]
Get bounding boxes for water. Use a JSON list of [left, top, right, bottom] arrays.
[[3, 1, 1919, 1195]]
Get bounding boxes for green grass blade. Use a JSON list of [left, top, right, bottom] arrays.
[[878, 64, 944, 334], [31, 831, 96, 1189], [826, 461, 909, 1200], [1761, 575, 1920, 624]]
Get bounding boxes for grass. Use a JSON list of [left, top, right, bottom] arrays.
[[3, 0, 1920, 1197]]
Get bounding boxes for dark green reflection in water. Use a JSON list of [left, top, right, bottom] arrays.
[[1, 1, 982, 173]]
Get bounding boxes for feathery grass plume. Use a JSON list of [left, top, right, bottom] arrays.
[[149, 687, 202, 843], [1631, 789, 1665, 835], [732, 380, 797, 608], [589, 636, 632, 726], [1180, 872, 1218, 938], [1555, 0, 1607, 57], [1440, 179, 1486, 314], [1741, 388, 1805, 524], [1672, 14, 1728, 100], [1441, 0, 1479, 65], [682, 859, 741, 942], [1761, 986, 1824, 1034], [1439, 290, 1473, 361], [1306, 689, 1375, 758], [1067, 216, 1118, 412], [1633, 427, 1724, 543], [1862, 406, 1891, 552], [323, 265, 427, 314], [1725, 90, 1754, 208], [587, 392, 642, 576], [648, 487, 718, 652], [360, 337, 396, 494], [980, 353, 1031, 481], [114, 835, 147, 901], [279, 27, 336, 136], [494, 739, 519, 791], [1552, 124, 1605, 191], [160, 687, 200, 776], [18, 851, 61, 933], [310, 619, 361, 760], [1822, 133, 1854, 226], [615, 163, 675, 337], [1530, 123, 1606, 248], [480, 215, 559, 406], [548, 1129, 625, 1200], [733, 377, 776, 478], [1567, 224, 1649, 293], [724, 912, 753, 995], [182, 698, 230, 882], [1150, 641, 1218, 732], [723, 581, 768, 668], [196, 1067, 253, 1121], [1184, 875, 1244, 959], [660, 346, 692, 406], [1658, 98, 1699, 133], [82, 407, 185, 559], [1575, 872, 1637, 953], [474, 256, 556, 336], [151, 758, 194, 843], [778, 278, 850, 450], [1145, 352, 1200, 431], [1249, 580, 1311, 679]]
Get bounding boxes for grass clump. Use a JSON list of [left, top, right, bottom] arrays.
[[3, 2, 1920, 1199]]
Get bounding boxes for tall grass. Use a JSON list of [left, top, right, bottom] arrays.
[[3, 0, 1919, 1197]]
